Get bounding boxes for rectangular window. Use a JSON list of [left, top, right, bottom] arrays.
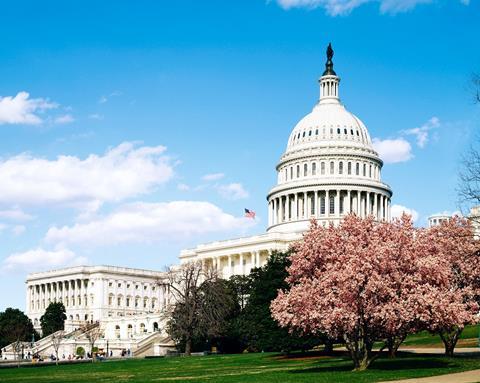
[[363, 164, 366, 176], [330, 161, 334, 174], [321, 162, 325, 175], [348, 162, 352, 175], [356, 163, 359, 175], [311, 195, 315, 215], [340, 195, 344, 214], [369, 165, 372, 178], [339, 162, 343, 175], [290, 167, 293, 179], [304, 164, 308, 176], [297, 165, 300, 178], [312, 163, 316, 176], [329, 196, 335, 214]]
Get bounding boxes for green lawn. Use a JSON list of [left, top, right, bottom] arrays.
[[403, 324, 480, 348], [0, 352, 479, 383]]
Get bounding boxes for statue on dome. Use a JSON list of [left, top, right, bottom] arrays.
[[323, 43, 336, 76], [326, 43, 334, 61]]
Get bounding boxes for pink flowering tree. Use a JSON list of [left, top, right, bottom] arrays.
[[416, 216, 480, 356], [271, 214, 439, 371]]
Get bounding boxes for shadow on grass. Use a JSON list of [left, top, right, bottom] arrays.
[[289, 354, 453, 375]]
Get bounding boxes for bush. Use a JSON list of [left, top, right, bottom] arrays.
[[76, 346, 85, 357]]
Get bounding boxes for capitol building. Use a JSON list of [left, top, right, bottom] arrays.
[[8, 45, 394, 359]]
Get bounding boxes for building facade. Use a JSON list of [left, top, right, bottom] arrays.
[[21, 45, 393, 357]]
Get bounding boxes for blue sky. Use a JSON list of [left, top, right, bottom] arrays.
[[0, 0, 479, 310]]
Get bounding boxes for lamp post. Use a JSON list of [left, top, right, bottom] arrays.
[[106, 340, 109, 358]]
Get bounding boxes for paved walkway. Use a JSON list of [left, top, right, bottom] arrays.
[[380, 369, 480, 383], [398, 347, 480, 355]]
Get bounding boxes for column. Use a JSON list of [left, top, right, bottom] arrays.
[[359, 192, 364, 218], [335, 190, 340, 217], [250, 253, 255, 271], [294, 193, 298, 220], [365, 192, 370, 217], [314, 191, 319, 218], [347, 190, 351, 214], [280, 196, 284, 223], [228, 255, 233, 277], [255, 251, 260, 268], [303, 192, 307, 218], [373, 193, 378, 219], [380, 195, 384, 221], [325, 190, 330, 218], [239, 253, 244, 275]]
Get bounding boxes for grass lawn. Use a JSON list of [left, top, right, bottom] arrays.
[[0, 351, 479, 383], [403, 324, 480, 348]]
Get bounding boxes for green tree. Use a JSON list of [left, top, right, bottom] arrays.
[[234, 251, 325, 353], [0, 308, 36, 361], [40, 302, 66, 336]]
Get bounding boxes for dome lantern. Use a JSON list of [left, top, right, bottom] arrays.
[[319, 43, 340, 104]]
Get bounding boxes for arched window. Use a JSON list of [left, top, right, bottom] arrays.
[[356, 163, 360, 175], [290, 166, 293, 179], [348, 162, 352, 175], [310, 195, 315, 215], [351, 129, 354, 135], [140, 323, 146, 333], [337, 128, 341, 134], [309, 130, 312, 136], [321, 162, 325, 175], [117, 295, 122, 307], [127, 324, 133, 337], [304, 163, 308, 176], [369, 165, 372, 178], [153, 322, 159, 332], [115, 325, 120, 339], [344, 128, 347, 134], [320, 197, 326, 215], [363, 164, 366, 176], [284, 168, 287, 181], [340, 194, 344, 214], [315, 129, 318, 135], [329, 196, 335, 214], [339, 162, 343, 175], [330, 161, 334, 174], [312, 162, 317, 176], [302, 131, 306, 137], [296, 165, 300, 178]]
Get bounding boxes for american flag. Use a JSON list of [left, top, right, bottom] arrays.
[[244, 208, 256, 219]]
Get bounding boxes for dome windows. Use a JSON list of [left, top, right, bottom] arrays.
[[321, 162, 325, 175], [304, 163, 308, 176], [330, 161, 334, 174], [348, 162, 352, 175], [312, 162, 317, 176], [339, 161, 344, 175]]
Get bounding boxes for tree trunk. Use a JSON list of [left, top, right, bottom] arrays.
[[439, 327, 462, 357], [386, 334, 406, 358], [324, 339, 333, 354], [184, 338, 192, 356]]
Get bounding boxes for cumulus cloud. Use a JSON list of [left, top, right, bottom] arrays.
[[45, 201, 256, 247], [372, 138, 413, 164], [0, 208, 34, 222], [391, 204, 419, 222], [202, 173, 225, 181], [54, 114, 75, 124], [274, 0, 465, 15], [0, 142, 174, 209], [2, 247, 87, 272], [0, 92, 58, 125], [403, 116, 440, 148], [218, 183, 249, 200]]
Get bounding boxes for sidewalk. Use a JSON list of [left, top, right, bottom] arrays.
[[380, 369, 480, 383]]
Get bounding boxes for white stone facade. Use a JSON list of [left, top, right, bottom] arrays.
[[26, 265, 169, 334]]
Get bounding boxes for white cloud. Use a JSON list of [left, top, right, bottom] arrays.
[[391, 204, 419, 222], [2, 247, 87, 272], [54, 114, 75, 124], [202, 173, 225, 181], [275, 0, 439, 15], [88, 113, 104, 120], [0, 142, 174, 209], [218, 183, 249, 200], [0, 208, 34, 222], [12, 225, 26, 236], [403, 116, 440, 148], [372, 137, 413, 164], [0, 92, 58, 125], [45, 201, 256, 247], [177, 183, 190, 191], [98, 91, 122, 104]]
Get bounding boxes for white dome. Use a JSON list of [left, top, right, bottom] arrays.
[[286, 102, 374, 153]]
